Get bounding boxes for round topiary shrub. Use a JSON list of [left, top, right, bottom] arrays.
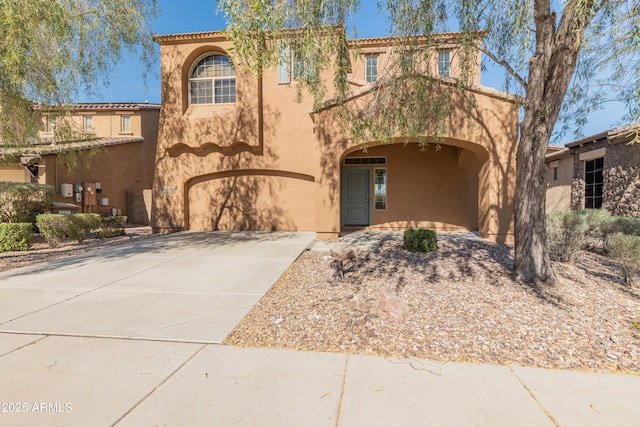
[[403, 228, 438, 253]]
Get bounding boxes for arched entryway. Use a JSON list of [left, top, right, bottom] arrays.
[[341, 141, 487, 231]]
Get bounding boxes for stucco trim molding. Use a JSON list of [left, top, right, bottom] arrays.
[[579, 147, 606, 161]]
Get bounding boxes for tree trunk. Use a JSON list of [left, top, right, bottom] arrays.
[[513, 0, 596, 284], [514, 120, 556, 284]]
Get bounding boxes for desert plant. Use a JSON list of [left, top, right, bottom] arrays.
[[546, 212, 587, 262], [0, 182, 54, 224], [611, 216, 640, 237], [36, 214, 71, 248], [403, 228, 438, 253], [0, 223, 32, 251], [97, 216, 127, 238], [607, 233, 640, 283], [576, 209, 614, 247], [67, 214, 101, 242]]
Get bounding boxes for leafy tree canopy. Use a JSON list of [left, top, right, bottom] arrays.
[[219, 0, 640, 284], [0, 0, 159, 145]]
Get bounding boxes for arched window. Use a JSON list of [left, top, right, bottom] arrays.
[[189, 54, 236, 105]]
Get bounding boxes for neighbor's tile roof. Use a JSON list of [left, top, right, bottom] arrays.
[[0, 136, 144, 157], [35, 103, 161, 112]]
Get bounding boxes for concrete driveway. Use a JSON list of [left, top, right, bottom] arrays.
[[0, 231, 315, 343]]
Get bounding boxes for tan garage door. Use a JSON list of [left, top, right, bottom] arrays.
[[189, 174, 316, 231]]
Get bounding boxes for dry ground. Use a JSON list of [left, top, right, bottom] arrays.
[[2, 231, 638, 374], [225, 239, 640, 374]]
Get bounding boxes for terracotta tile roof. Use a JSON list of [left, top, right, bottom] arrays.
[[0, 136, 144, 157], [69, 103, 161, 111], [34, 103, 160, 112]]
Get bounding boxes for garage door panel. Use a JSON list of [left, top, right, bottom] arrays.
[[189, 175, 315, 231]]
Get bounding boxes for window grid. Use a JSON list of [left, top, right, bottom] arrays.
[[438, 50, 451, 77], [344, 157, 386, 165], [366, 56, 378, 83], [585, 157, 604, 209], [189, 54, 236, 105], [374, 168, 387, 210], [121, 115, 131, 133], [84, 116, 93, 133]]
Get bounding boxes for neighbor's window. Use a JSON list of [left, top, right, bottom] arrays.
[[43, 116, 55, 133], [585, 157, 604, 209], [189, 54, 236, 105], [553, 167, 558, 181], [374, 168, 387, 210], [438, 50, 451, 77], [83, 115, 93, 133], [121, 115, 131, 133], [366, 55, 378, 83]]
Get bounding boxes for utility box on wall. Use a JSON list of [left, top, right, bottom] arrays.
[[83, 182, 97, 207], [60, 183, 73, 198]]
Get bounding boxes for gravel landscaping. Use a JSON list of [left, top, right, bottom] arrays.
[[2, 228, 638, 374], [225, 237, 640, 375]]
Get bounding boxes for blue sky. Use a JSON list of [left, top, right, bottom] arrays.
[[82, 0, 627, 144]]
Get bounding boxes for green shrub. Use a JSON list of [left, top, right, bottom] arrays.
[[97, 216, 127, 238], [611, 216, 640, 237], [403, 228, 438, 253], [576, 209, 614, 245], [0, 223, 32, 251], [607, 233, 640, 283], [36, 214, 71, 248], [0, 182, 54, 224], [67, 214, 101, 242], [547, 212, 587, 262]]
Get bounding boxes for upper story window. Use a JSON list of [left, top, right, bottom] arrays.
[[189, 54, 236, 105], [366, 56, 378, 83], [42, 116, 55, 133], [83, 115, 93, 133], [121, 115, 131, 133], [438, 50, 451, 77], [278, 46, 317, 84]]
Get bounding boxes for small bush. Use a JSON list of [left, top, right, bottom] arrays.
[[403, 228, 438, 253], [0, 223, 32, 251], [607, 233, 640, 283], [0, 182, 54, 224], [97, 216, 127, 238], [67, 214, 101, 243], [547, 212, 587, 262], [576, 209, 615, 247], [611, 216, 640, 237], [36, 214, 71, 248]]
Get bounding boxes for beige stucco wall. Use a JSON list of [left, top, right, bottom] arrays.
[[152, 32, 517, 242], [545, 155, 572, 214]]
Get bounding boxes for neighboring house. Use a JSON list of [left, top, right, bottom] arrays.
[[0, 103, 160, 224], [545, 123, 640, 217], [152, 31, 519, 242]]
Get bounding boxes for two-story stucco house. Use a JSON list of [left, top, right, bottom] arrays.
[[0, 103, 160, 224], [151, 31, 518, 242]]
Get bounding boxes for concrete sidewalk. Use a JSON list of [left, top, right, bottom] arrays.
[[0, 335, 638, 427], [0, 230, 638, 426]]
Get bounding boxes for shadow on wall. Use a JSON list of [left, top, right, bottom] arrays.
[[312, 81, 517, 242], [151, 50, 308, 231]]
